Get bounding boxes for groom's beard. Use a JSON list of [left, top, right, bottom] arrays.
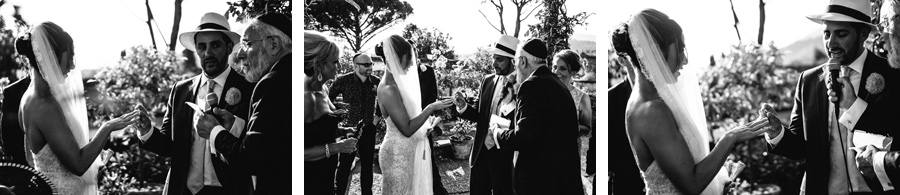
[[888, 35, 900, 69]]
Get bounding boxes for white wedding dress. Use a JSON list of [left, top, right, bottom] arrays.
[[379, 118, 433, 195], [32, 145, 87, 195], [641, 161, 680, 194]]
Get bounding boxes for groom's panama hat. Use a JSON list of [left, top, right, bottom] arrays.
[[489, 35, 520, 58], [179, 12, 241, 52], [806, 0, 878, 29]]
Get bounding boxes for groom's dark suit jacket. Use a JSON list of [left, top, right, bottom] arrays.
[[608, 79, 645, 194], [140, 68, 254, 195], [768, 51, 900, 194], [459, 73, 516, 167], [0, 77, 30, 165], [214, 54, 292, 194], [495, 66, 581, 195]]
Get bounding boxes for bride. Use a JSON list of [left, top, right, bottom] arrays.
[[376, 35, 454, 195], [615, 9, 767, 194], [17, 22, 138, 195]]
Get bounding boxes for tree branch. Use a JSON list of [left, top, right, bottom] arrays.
[[758, 0, 766, 45], [477, 9, 503, 33], [729, 0, 742, 42]]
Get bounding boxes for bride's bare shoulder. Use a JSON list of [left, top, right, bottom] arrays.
[[377, 84, 400, 98], [21, 96, 62, 121], [627, 99, 676, 132]]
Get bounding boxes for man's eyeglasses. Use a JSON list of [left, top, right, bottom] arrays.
[[356, 63, 373, 67], [240, 36, 274, 49]]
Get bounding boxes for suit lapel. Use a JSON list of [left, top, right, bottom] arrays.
[[480, 75, 498, 115], [858, 51, 880, 101], [184, 76, 202, 140], [815, 72, 830, 142]]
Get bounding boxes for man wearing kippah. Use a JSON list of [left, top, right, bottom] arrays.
[[194, 12, 292, 194], [489, 38, 582, 195]]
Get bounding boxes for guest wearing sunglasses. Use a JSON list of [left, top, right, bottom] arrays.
[[328, 53, 381, 194]]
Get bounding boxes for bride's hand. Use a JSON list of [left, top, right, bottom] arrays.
[[724, 121, 767, 143], [426, 99, 454, 113], [101, 110, 140, 133]]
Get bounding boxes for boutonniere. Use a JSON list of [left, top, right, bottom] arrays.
[[866, 72, 885, 95], [420, 64, 427, 73], [225, 87, 242, 106]]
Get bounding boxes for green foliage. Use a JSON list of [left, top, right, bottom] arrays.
[[91, 46, 186, 192], [448, 120, 476, 142], [436, 47, 492, 98], [226, 0, 292, 22], [305, 0, 414, 52], [90, 46, 185, 124], [525, 0, 592, 56], [699, 42, 803, 194], [401, 24, 456, 60], [700, 43, 797, 123], [0, 2, 30, 81]]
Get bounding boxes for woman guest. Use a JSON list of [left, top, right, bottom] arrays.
[[551, 49, 594, 193], [304, 31, 358, 194]]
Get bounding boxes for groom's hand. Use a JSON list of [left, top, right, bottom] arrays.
[[758, 104, 782, 138], [853, 144, 880, 180], [134, 105, 152, 135], [453, 90, 467, 110], [194, 113, 220, 139], [827, 76, 856, 109], [211, 108, 236, 130]]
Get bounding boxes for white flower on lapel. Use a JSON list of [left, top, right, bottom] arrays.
[[226, 87, 241, 106], [866, 72, 885, 95]]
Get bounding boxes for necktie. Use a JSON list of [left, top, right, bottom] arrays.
[[188, 79, 218, 194], [206, 80, 218, 110]]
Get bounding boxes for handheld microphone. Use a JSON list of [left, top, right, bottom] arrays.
[[827, 59, 842, 103]]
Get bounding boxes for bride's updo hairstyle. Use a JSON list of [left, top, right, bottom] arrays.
[[384, 35, 413, 71], [304, 30, 340, 77], [15, 33, 36, 68], [16, 22, 75, 73], [611, 9, 685, 70]]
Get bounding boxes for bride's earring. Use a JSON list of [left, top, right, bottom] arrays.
[[317, 73, 323, 81]]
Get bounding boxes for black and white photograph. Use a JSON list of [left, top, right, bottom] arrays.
[[606, 0, 900, 194], [304, 0, 597, 194], [0, 0, 291, 194]]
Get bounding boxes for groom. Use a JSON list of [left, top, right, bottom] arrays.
[[490, 38, 582, 195], [453, 34, 518, 195], [136, 12, 254, 195], [761, 0, 900, 193]]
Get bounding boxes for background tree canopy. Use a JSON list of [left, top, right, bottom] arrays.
[[225, 0, 292, 22], [526, 0, 591, 57], [305, 0, 414, 52], [401, 23, 456, 61]]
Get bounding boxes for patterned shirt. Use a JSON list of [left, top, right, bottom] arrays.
[[329, 72, 380, 125]]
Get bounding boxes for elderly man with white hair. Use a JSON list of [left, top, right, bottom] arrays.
[[489, 38, 582, 195], [195, 12, 292, 194]]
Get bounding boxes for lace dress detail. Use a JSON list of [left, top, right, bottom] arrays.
[[32, 145, 85, 195], [641, 161, 682, 195], [379, 118, 432, 195], [570, 87, 592, 193]]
